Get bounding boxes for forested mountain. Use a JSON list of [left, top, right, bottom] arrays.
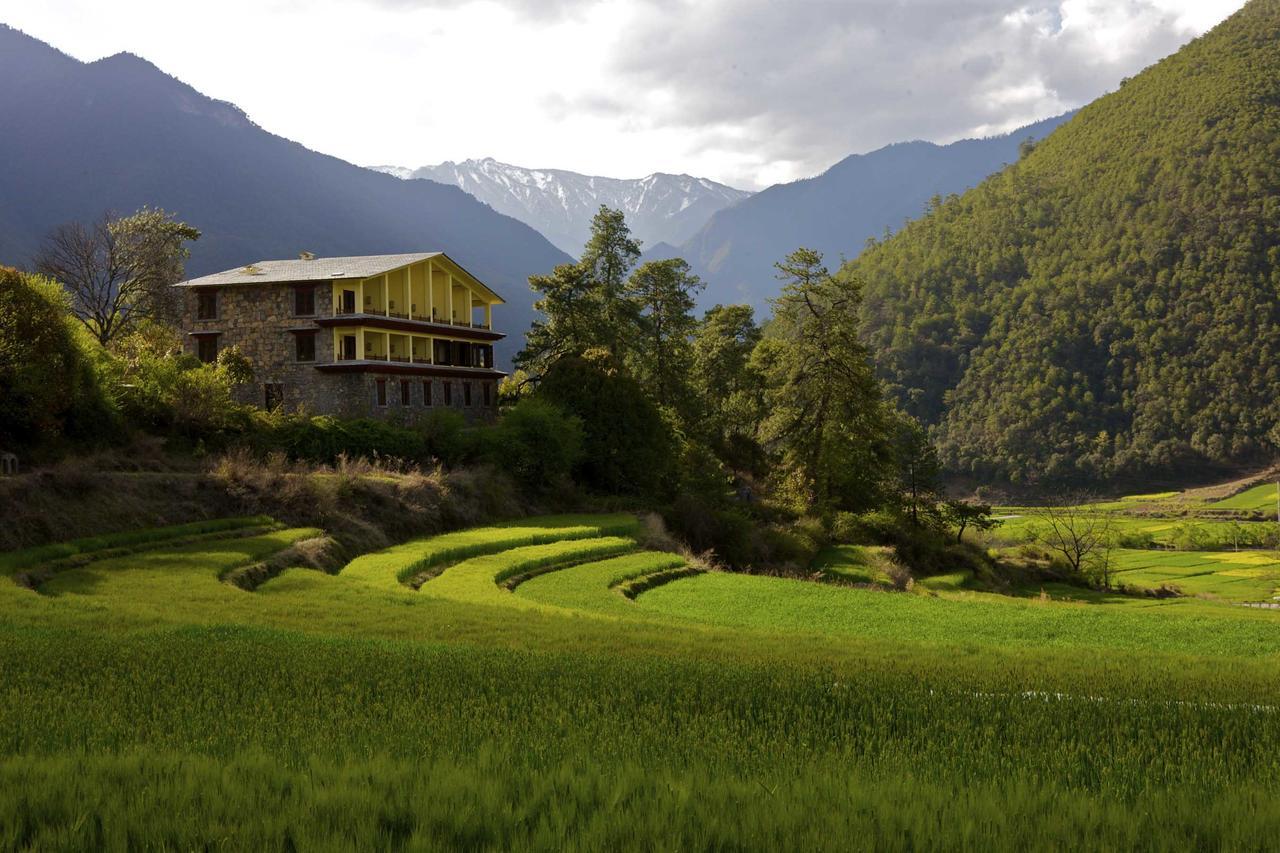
[[0, 25, 572, 364], [849, 0, 1280, 484], [373, 158, 752, 256], [673, 113, 1071, 306]]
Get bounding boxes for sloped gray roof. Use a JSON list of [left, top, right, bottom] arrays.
[[175, 252, 443, 287]]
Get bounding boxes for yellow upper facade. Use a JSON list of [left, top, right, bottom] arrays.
[[329, 255, 500, 329]]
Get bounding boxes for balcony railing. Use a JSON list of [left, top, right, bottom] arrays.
[[332, 309, 490, 330]]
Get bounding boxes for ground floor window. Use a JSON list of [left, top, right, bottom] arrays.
[[463, 382, 473, 407], [376, 379, 387, 406], [443, 381, 452, 406], [400, 379, 411, 406], [196, 335, 218, 364], [483, 382, 492, 406], [264, 383, 284, 411], [422, 380, 432, 406]]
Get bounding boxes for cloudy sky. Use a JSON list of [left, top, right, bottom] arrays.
[[6, 0, 1246, 189]]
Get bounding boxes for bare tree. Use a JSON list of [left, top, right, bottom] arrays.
[[1029, 496, 1117, 588], [33, 208, 200, 345]]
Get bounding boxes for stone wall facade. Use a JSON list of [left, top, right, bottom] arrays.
[[180, 282, 501, 422]]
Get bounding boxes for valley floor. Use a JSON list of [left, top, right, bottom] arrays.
[[4, 511, 1280, 849]]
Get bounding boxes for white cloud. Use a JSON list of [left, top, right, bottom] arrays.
[[2, 0, 1246, 188]]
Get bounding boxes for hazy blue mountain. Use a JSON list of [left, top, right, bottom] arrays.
[[674, 113, 1074, 308], [373, 158, 752, 256], [0, 25, 572, 365]]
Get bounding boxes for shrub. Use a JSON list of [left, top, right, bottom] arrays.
[[418, 409, 475, 467], [0, 266, 117, 450], [537, 356, 676, 498], [103, 323, 250, 440], [250, 412, 426, 465], [482, 398, 583, 492]]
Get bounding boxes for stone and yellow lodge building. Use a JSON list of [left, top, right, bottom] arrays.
[[177, 252, 505, 418]]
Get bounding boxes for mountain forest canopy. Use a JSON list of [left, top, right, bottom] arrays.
[[848, 0, 1280, 485]]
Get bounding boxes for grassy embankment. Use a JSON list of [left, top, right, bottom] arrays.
[[4, 511, 1280, 848]]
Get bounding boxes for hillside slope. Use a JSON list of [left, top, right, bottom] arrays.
[[376, 158, 752, 256], [849, 0, 1280, 483], [675, 113, 1071, 307], [0, 26, 572, 364]]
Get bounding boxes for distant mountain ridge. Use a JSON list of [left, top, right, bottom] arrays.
[[670, 113, 1074, 308], [0, 24, 572, 365], [372, 158, 752, 256], [848, 0, 1280, 483]]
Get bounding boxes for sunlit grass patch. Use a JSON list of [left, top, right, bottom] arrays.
[[515, 551, 687, 617], [1209, 483, 1280, 511], [0, 516, 277, 577], [812, 544, 898, 586], [339, 513, 641, 589], [422, 536, 639, 610]]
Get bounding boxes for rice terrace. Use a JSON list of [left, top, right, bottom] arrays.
[[7, 0, 1280, 849], [5, 472, 1280, 848]]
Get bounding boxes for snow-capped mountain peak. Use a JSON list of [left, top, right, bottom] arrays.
[[369, 157, 752, 257]]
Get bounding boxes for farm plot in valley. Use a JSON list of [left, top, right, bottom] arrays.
[[5, 512, 1280, 848]]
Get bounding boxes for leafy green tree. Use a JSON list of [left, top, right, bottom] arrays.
[[0, 267, 115, 449], [518, 206, 641, 374], [941, 500, 999, 544], [536, 355, 675, 498], [628, 258, 704, 410], [690, 304, 765, 469], [485, 398, 584, 492], [758, 248, 891, 511], [101, 322, 248, 438], [34, 207, 200, 343], [894, 416, 941, 526]]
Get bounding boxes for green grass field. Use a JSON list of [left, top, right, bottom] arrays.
[[1208, 482, 1280, 511], [5, 513, 1280, 848]]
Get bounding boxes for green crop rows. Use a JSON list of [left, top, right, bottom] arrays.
[[4, 513, 1280, 848]]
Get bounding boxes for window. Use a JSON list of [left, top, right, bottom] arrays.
[[295, 331, 316, 362], [196, 290, 218, 320], [463, 382, 473, 407], [443, 381, 452, 406], [422, 380, 432, 406], [483, 383, 492, 407], [341, 290, 356, 314], [294, 286, 316, 316], [341, 335, 356, 360], [196, 335, 218, 364], [400, 380, 411, 407], [376, 379, 387, 407], [264, 383, 284, 411], [433, 339, 450, 365]]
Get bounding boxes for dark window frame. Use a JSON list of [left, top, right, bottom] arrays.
[[294, 331, 317, 363], [483, 382, 492, 407], [463, 382, 473, 407], [195, 335, 219, 364], [264, 383, 284, 411], [443, 381, 452, 406], [376, 378, 387, 407], [422, 380, 432, 406], [196, 289, 219, 321], [400, 379, 411, 407], [294, 285, 316, 317]]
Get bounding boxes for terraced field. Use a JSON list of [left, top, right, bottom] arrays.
[[6, 512, 1280, 847]]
